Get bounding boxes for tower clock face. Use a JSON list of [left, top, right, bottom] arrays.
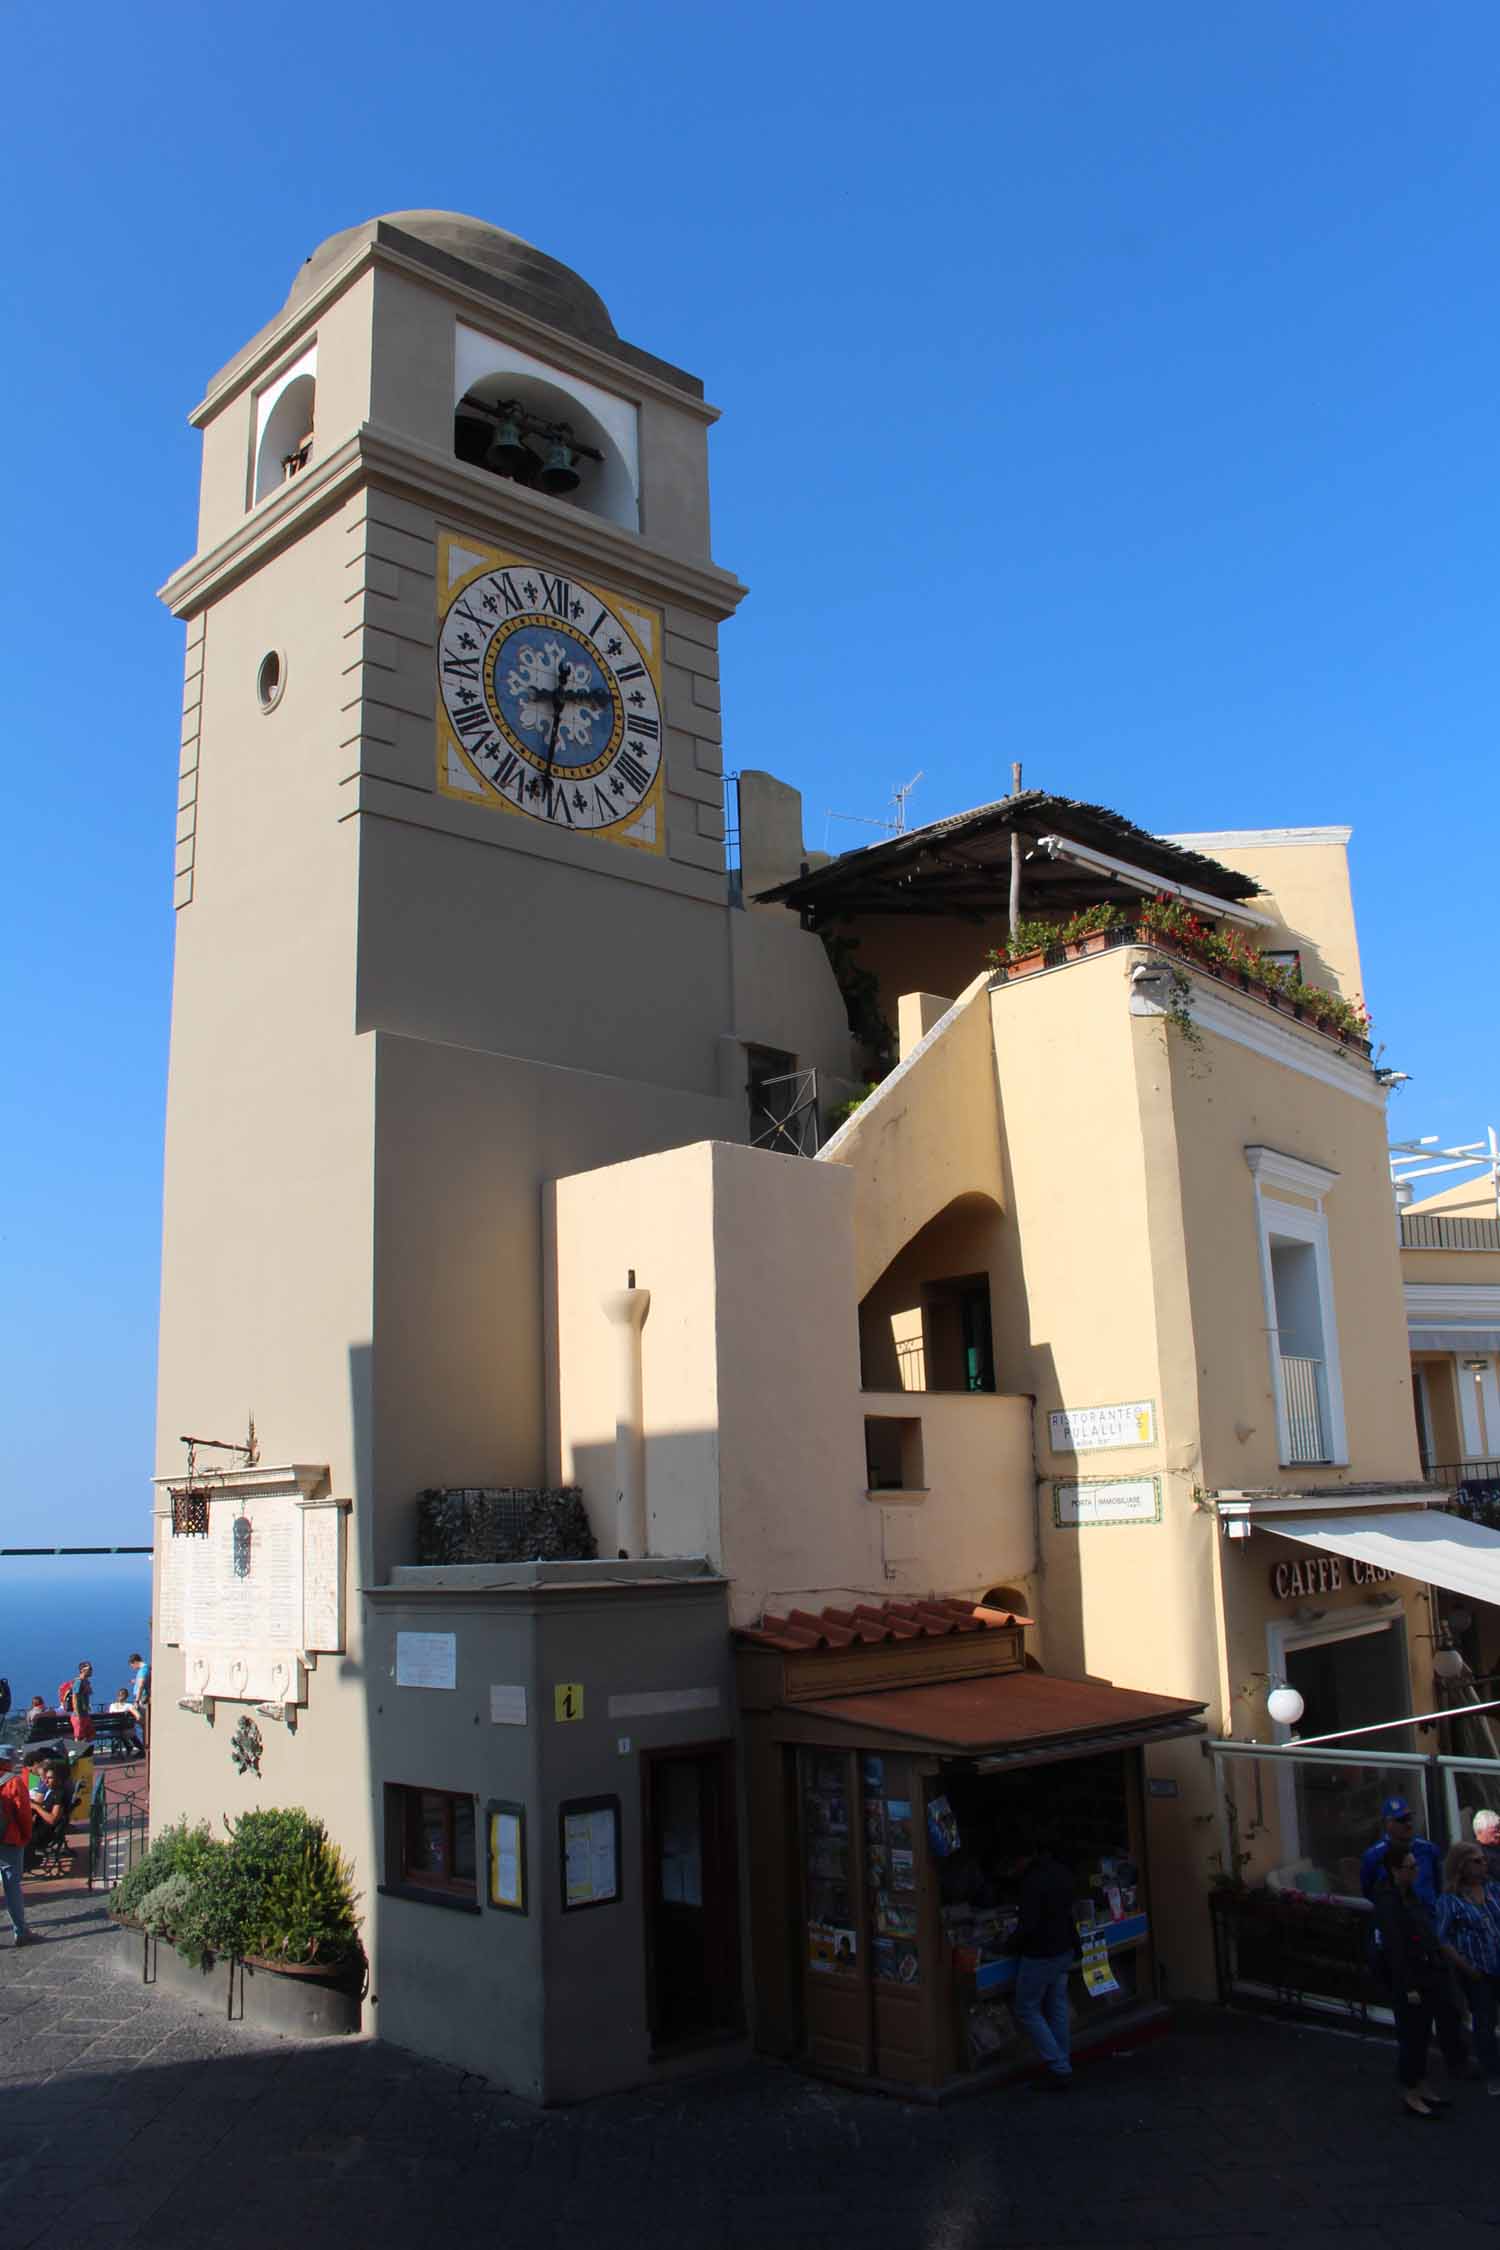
[[436, 539, 664, 849]]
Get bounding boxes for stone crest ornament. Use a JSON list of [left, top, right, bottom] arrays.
[[230, 1715, 264, 1776]]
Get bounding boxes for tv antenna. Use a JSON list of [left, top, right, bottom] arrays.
[[823, 770, 924, 852]]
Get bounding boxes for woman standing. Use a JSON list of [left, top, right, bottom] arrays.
[[1436, 1839, 1500, 2096], [1373, 1842, 1469, 2117]]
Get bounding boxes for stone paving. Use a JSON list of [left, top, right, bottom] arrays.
[[3, 1888, 1500, 2250]]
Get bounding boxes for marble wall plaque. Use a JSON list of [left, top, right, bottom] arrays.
[[301, 1505, 345, 1651], [157, 1480, 348, 1668], [182, 1647, 307, 1704]]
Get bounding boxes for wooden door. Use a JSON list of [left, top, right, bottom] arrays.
[[643, 1742, 742, 2049]]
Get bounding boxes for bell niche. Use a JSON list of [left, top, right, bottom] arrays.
[[452, 324, 640, 531]]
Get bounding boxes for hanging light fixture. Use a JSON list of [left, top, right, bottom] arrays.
[[1267, 1683, 1305, 1727], [1434, 1645, 1466, 1682], [536, 425, 581, 495]]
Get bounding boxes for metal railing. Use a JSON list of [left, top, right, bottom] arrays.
[[1280, 1354, 1327, 1463], [89, 1769, 149, 1891], [1423, 1460, 1500, 1529], [1424, 1458, 1500, 1490], [748, 1067, 822, 1156], [1400, 1212, 1500, 1252]]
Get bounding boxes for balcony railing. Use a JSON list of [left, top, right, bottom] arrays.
[[1400, 1213, 1500, 1252], [1281, 1354, 1327, 1464], [1423, 1460, 1500, 1529]]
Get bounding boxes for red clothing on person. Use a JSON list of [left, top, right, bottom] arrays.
[[0, 1773, 34, 1848]]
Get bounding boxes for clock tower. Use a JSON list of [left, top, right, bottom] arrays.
[[151, 215, 852, 1916]]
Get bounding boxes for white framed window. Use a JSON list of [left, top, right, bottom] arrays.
[[1246, 1146, 1347, 1467]]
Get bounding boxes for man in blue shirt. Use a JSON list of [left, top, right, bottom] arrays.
[[1361, 1798, 1443, 1904]]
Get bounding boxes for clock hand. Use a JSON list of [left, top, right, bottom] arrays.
[[540, 662, 570, 808]]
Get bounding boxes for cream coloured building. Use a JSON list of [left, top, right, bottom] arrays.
[[147, 211, 1500, 2100]]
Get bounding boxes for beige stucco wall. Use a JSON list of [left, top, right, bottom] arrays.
[[1410, 1174, 1500, 1220], [856, 1196, 1006, 1390], [553, 1141, 1036, 1628], [372, 1037, 737, 1582], [151, 505, 380, 1899], [195, 270, 377, 549], [1166, 829, 1364, 1001], [554, 1141, 865, 1620], [822, 974, 1004, 1301], [1166, 991, 1417, 1494], [727, 907, 857, 1103], [1402, 1248, 1500, 1285], [817, 914, 998, 1043]]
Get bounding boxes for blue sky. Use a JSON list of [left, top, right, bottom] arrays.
[[2, 2, 1496, 1540]]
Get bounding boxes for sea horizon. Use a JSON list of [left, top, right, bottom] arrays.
[[0, 1554, 153, 1712]]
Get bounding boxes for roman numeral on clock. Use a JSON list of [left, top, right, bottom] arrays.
[[625, 711, 659, 739], [494, 752, 526, 800], [452, 701, 495, 741], [615, 749, 652, 796], [613, 661, 646, 682], [538, 574, 572, 618], [442, 654, 480, 681]]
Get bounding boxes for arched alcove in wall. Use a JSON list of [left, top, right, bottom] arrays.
[[858, 1191, 1004, 1393], [454, 367, 637, 529], [253, 371, 316, 503]]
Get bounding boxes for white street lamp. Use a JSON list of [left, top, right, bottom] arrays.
[[1267, 1684, 1306, 1727]]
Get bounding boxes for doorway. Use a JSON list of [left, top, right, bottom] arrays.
[[1272, 1617, 1413, 1887], [643, 1742, 743, 2049]]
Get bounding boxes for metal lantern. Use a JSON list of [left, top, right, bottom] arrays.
[[1267, 1684, 1305, 1727], [232, 1514, 253, 1578]]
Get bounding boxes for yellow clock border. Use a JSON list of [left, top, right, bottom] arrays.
[[434, 531, 667, 858]]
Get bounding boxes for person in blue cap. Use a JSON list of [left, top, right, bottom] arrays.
[[1362, 1798, 1443, 1906]]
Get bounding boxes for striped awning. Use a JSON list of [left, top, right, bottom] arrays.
[[1273, 1508, 1500, 1608]]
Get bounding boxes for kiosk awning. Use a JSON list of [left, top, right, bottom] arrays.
[[1274, 1508, 1500, 1609], [794, 1670, 1206, 1767]]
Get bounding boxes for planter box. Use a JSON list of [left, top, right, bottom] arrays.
[[107, 1923, 362, 2037]]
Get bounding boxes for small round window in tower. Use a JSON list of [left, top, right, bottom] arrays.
[[256, 650, 286, 712]]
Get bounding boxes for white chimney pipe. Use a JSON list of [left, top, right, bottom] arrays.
[[601, 1271, 651, 1558]]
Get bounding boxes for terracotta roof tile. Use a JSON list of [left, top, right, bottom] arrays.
[[738, 1596, 1032, 1655]]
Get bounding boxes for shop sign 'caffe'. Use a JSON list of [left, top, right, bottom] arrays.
[[1269, 1555, 1396, 1601]]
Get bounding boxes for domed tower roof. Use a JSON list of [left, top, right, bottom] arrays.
[[284, 212, 618, 351]]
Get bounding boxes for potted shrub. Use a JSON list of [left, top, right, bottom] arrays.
[[986, 917, 1060, 980], [110, 1806, 365, 2031], [1059, 903, 1128, 957]]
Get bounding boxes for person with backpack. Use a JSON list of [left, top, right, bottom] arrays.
[[65, 1662, 95, 1745], [0, 1746, 39, 1946]]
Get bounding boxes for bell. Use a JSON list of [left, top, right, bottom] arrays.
[[484, 410, 537, 482], [536, 435, 581, 495]]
